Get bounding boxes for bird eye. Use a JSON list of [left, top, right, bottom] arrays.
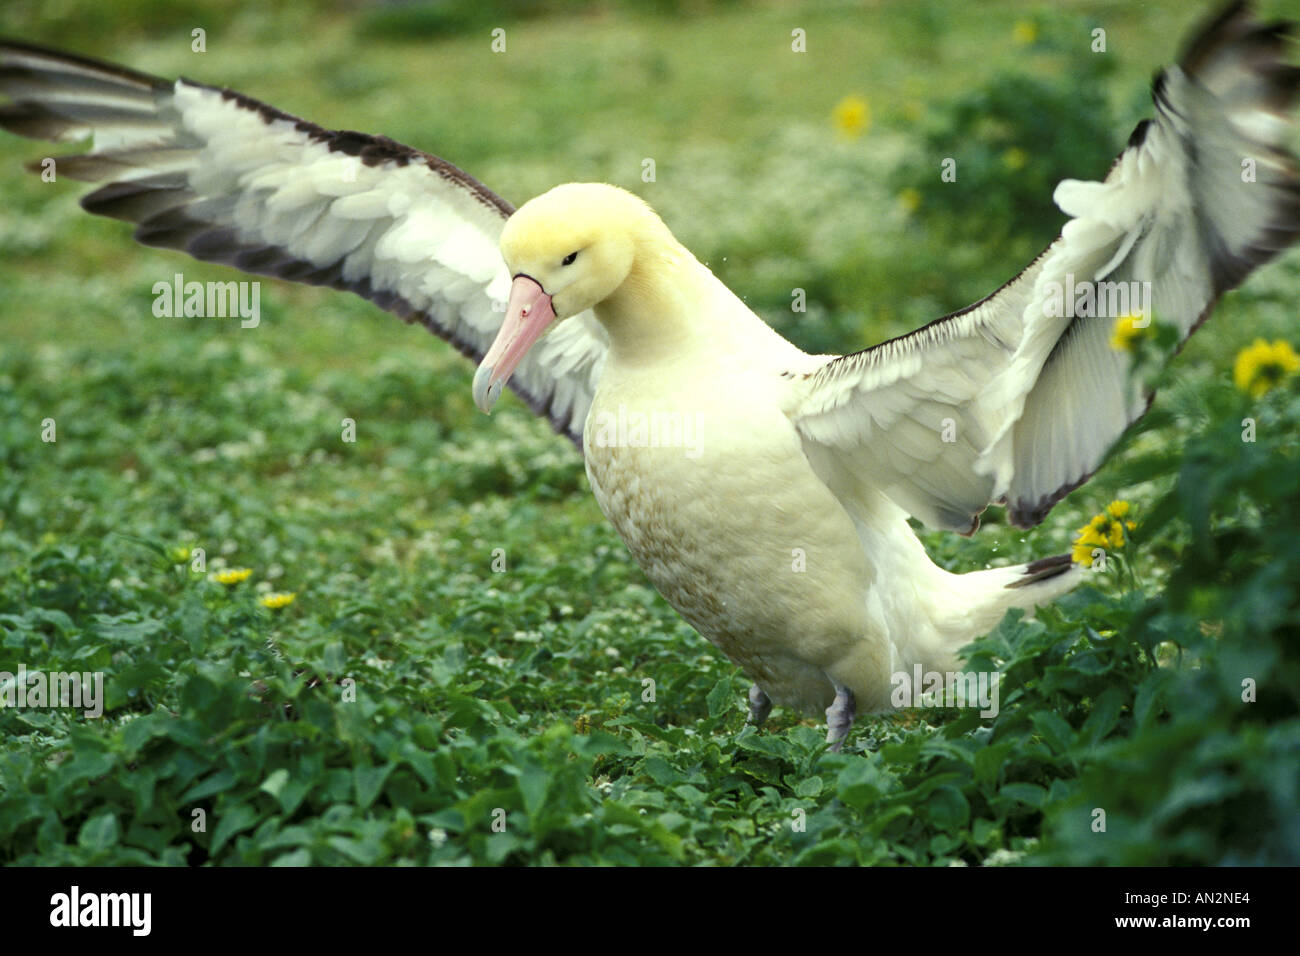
[[561, 251, 579, 266]]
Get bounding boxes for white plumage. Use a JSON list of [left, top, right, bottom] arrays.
[[2, 2, 1297, 746]]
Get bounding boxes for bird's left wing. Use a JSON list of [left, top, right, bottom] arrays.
[[0, 39, 607, 446], [788, 1, 1300, 533]]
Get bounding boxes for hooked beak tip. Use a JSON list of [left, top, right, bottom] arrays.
[[472, 363, 502, 414]]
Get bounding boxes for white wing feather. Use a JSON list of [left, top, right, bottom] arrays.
[[789, 2, 1300, 531], [0, 39, 607, 446]]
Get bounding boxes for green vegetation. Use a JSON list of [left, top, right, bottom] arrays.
[[0, 0, 1297, 865]]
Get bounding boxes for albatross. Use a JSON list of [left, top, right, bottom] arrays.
[[2, 1, 1297, 749]]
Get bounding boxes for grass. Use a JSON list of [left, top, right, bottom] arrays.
[[0, 0, 1298, 865]]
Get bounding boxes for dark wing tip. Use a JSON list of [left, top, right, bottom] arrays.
[[1179, 0, 1254, 73], [0, 36, 168, 92], [1007, 469, 1094, 530], [1005, 553, 1074, 589], [80, 175, 191, 222], [0, 100, 76, 139]]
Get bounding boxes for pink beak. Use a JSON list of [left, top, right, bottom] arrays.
[[472, 275, 557, 413]]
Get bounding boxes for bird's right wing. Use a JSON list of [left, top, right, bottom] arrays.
[[0, 38, 607, 446], [788, 1, 1300, 532]]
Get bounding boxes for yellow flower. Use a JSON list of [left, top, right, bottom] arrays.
[[1002, 147, 1028, 171], [898, 187, 922, 213], [213, 567, 252, 585], [1076, 524, 1109, 549], [1012, 20, 1038, 46], [1109, 313, 1154, 352], [1072, 541, 1101, 567], [832, 95, 871, 139], [1233, 338, 1299, 398], [1073, 503, 1137, 566], [259, 591, 296, 609]]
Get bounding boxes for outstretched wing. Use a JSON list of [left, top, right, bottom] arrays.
[[789, 0, 1300, 532], [0, 38, 607, 446]]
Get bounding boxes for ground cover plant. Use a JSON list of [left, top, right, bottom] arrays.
[[0, 0, 1297, 865]]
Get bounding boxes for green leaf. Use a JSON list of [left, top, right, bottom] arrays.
[[327, 835, 382, 865], [1030, 711, 1075, 756], [836, 758, 890, 811], [926, 787, 970, 830], [794, 775, 824, 799], [271, 848, 312, 867], [735, 733, 793, 760], [999, 782, 1047, 808], [973, 741, 1013, 785], [260, 769, 290, 799], [706, 676, 735, 718], [517, 763, 550, 818], [181, 769, 238, 803], [120, 713, 173, 755], [1081, 687, 1126, 747], [353, 763, 394, 811], [77, 812, 120, 853], [210, 803, 260, 857], [641, 756, 683, 786]]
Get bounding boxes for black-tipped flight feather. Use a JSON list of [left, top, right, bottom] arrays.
[[790, 0, 1300, 532], [0, 37, 607, 447]]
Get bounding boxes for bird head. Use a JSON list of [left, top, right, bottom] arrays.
[[472, 182, 653, 412]]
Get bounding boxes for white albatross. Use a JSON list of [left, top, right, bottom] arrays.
[[2, 2, 1298, 748]]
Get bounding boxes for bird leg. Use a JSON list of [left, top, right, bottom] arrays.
[[825, 684, 856, 752], [747, 683, 773, 726]]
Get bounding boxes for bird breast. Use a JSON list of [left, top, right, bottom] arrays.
[[582, 370, 883, 712]]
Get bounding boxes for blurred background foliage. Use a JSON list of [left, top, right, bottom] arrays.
[[1, 0, 1298, 865], [2, 0, 1262, 352]]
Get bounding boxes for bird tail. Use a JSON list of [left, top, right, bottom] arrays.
[[929, 553, 1083, 663]]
